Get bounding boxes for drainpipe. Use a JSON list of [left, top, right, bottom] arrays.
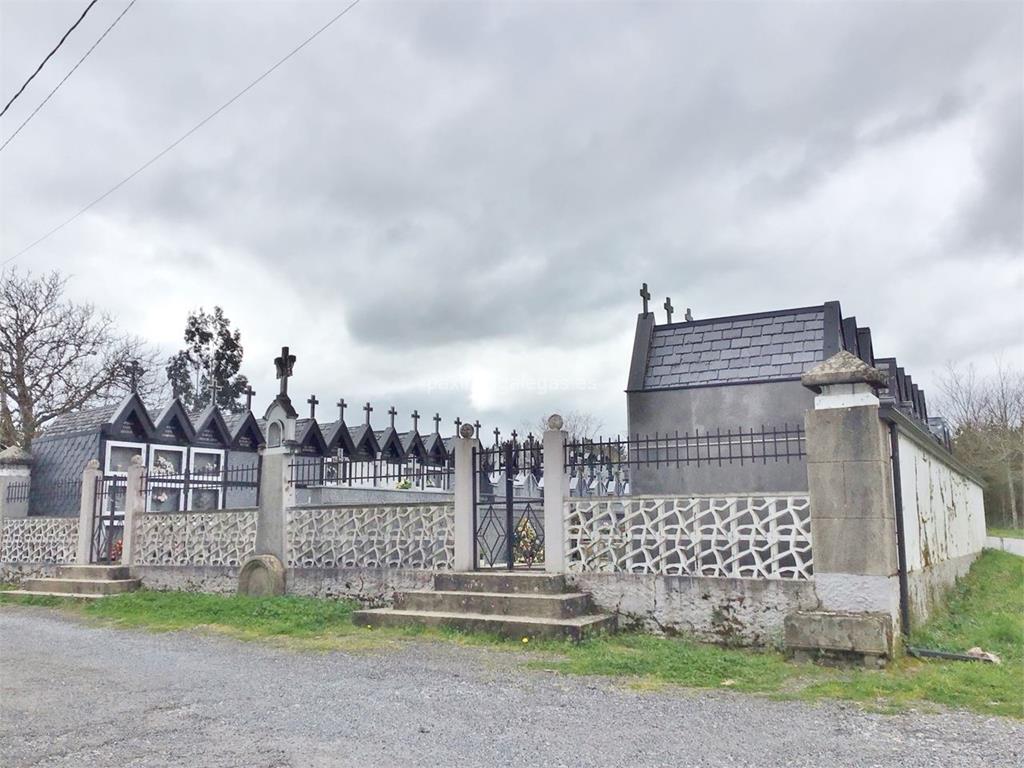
[[888, 423, 911, 636]]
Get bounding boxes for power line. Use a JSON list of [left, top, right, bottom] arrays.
[[0, 0, 138, 154], [1, 0, 101, 118], [1, 0, 364, 267]]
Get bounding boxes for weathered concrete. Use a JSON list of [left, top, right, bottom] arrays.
[[784, 611, 894, 663], [296, 486, 452, 506], [985, 536, 1024, 557], [289, 566, 435, 606], [238, 555, 286, 596], [567, 571, 820, 646], [355, 608, 615, 641], [452, 432, 474, 571], [542, 420, 568, 572]]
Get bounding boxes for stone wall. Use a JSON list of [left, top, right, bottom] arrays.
[[893, 418, 986, 624], [568, 571, 819, 646], [0, 517, 79, 565]]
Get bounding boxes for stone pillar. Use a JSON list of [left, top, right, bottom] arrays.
[[452, 425, 475, 571], [76, 459, 103, 564], [254, 444, 296, 563], [785, 351, 898, 664], [121, 456, 147, 566], [0, 447, 33, 520], [542, 415, 568, 573]]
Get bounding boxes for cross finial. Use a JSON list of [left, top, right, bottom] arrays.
[[640, 283, 651, 315], [388, 406, 397, 429], [337, 398, 346, 422], [454, 417, 462, 436], [664, 296, 674, 323], [493, 427, 501, 446], [244, 384, 255, 410], [474, 420, 481, 439], [363, 402, 373, 425], [125, 359, 143, 393], [274, 346, 296, 396], [210, 376, 219, 406], [433, 413, 441, 433], [307, 394, 319, 419], [411, 410, 420, 431], [511, 429, 518, 443]]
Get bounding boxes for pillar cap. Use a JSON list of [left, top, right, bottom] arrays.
[[801, 350, 888, 393], [0, 446, 33, 466]]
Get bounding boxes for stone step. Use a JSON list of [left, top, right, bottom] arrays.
[[394, 590, 593, 619], [1, 590, 106, 600], [21, 578, 141, 596], [353, 608, 616, 641], [56, 565, 131, 581], [433, 571, 567, 595]]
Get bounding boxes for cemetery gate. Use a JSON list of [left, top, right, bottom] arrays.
[[472, 437, 544, 570]]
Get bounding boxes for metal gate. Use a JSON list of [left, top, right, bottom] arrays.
[[91, 476, 126, 564], [472, 437, 544, 570]]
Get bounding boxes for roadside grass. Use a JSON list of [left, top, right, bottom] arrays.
[[1, 551, 1020, 717], [988, 526, 1024, 540]]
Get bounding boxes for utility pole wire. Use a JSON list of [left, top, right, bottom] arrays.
[[0, 0, 138, 154], [1, 0, 363, 266], [1, 0, 101, 117]]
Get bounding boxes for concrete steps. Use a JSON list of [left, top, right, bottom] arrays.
[[354, 572, 615, 641], [3, 564, 140, 599]]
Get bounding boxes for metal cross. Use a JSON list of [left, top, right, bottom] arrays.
[[125, 359, 143, 393], [454, 417, 462, 435], [640, 283, 651, 315], [433, 413, 441, 433], [411, 410, 420, 431], [210, 377, 219, 406], [388, 406, 397, 429], [474, 420, 481, 439], [363, 402, 373, 425], [307, 394, 319, 419], [511, 429, 518, 443], [274, 346, 296, 396], [664, 296, 674, 323], [493, 427, 501, 446], [244, 385, 255, 410], [337, 398, 346, 422]]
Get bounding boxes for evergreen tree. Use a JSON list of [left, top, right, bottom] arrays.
[[166, 307, 249, 413]]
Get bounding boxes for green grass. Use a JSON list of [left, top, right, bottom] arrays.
[[988, 526, 1024, 540], [2, 550, 1021, 717]]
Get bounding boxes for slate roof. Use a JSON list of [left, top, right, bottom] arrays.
[[36, 403, 120, 439], [641, 305, 830, 390]]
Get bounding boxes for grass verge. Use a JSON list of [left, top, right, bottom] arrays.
[[988, 526, 1024, 540], [2, 551, 1020, 717]]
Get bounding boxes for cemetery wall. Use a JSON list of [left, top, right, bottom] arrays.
[[295, 486, 453, 506], [627, 381, 812, 494], [225, 450, 260, 509]]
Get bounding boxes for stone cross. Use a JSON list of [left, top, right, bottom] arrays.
[[639, 283, 651, 315], [454, 417, 462, 435], [210, 376, 219, 405], [337, 398, 346, 422], [307, 394, 319, 419], [433, 413, 441, 433], [474, 420, 481, 439], [244, 385, 255, 411], [511, 429, 518, 443], [388, 406, 397, 429], [274, 346, 296, 396], [125, 359, 143, 393], [664, 296, 674, 323], [411, 410, 420, 431], [363, 402, 373, 425]]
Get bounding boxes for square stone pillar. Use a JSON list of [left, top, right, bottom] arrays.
[[542, 416, 568, 573], [787, 351, 901, 663], [452, 428, 475, 571], [121, 456, 147, 566], [255, 444, 297, 564], [76, 460, 103, 564]]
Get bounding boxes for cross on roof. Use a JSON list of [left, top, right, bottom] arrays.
[[511, 429, 518, 443], [411, 410, 420, 431], [125, 359, 143, 394], [337, 398, 346, 422], [474, 420, 481, 439], [363, 402, 373, 424], [454, 416, 462, 435], [274, 346, 296, 396], [664, 296, 674, 323], [210, 377, 219, 405], [307, 394, 319, 419], [388, 406, 397, 428], [244, 385, 255, 410], [493, 427, 501, 446], [433, 413, 441, 433], [640, 283, 651, 315]]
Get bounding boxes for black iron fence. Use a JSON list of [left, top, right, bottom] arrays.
[[565, 424, 806, 473], [143, 462, 261, 511], [91, 476, 125, 564], [289, 456, 454, 491], [5, 478, 83, 516], [472, 439, 545, 569]]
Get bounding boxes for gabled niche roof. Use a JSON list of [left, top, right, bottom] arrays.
[[102, 392, 157, 441], [224, 411, 265, 451], [191, 406, 233, 448], [399, 430, 429, 461], [374, 427, 406, 461], [349, 423, 381, 459], [322, 420, 356, 456], [295, 419, 329, 454], [421, 432, 449, 463], [151, 398, 197, 444]]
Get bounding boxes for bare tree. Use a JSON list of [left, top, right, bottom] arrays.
[[532, 410, 604, 441], [936, 360, 1024, 529], [0, 269, 163, 449]]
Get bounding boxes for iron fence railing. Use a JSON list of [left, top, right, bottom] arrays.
[[143, 462, 261, 510], [289, 456, 454, 490], [564, 424, 806, 473]]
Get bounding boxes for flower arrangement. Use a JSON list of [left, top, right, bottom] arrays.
[[513, 518, 544, 566], [395, 479, 412, 490], [110, 539, 123, 562]]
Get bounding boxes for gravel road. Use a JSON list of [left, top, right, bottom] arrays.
[[1, 606, 1020, 768]]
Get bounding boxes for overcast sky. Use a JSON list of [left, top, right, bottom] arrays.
[[1, 0, 1021, 436]]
